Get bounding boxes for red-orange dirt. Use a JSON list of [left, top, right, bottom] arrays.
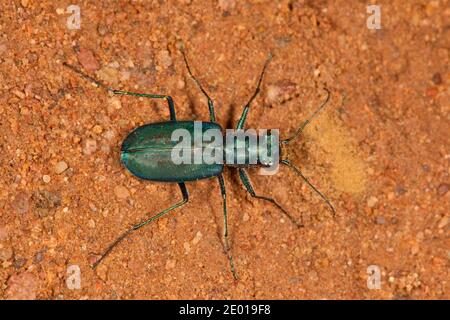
[[0, 0, 448, 299]]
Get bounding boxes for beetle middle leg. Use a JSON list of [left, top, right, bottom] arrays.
[[92, 182, 189, 269], [238, 168, 303, 228], [217, 174, 237, 280]]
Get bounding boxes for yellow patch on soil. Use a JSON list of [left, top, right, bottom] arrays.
[[306, 113, 367, 195]]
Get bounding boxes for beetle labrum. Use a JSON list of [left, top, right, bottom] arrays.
[[63, 50, 335, 279]]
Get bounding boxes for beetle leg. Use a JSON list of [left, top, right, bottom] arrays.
[[217, 174, 237, 280], [110, 90, 177, 122], [181, 49, 216, 122], [281, 159, 336, 217], [236, 54, 272, 130], [238, 168, 303, 228], [62, 62, 177, 121], [92, 183, 189, 269]]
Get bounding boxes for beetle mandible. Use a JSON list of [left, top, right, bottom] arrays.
[[63, 49, 335, 279]]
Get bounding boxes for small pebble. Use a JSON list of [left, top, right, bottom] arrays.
[[266, 85, 281, 104], [192, 231, 203, 245], [437, 216, 448, 229], [97, 66, 119, 84], [13, 89, 25, 99], [265, 81, 296, 105], [0, 226, 8, 240], [88, 219, 96, 228], [83, 139, 97, 155], [0, 247, 13, 262], [218, 0, 236, 11], [177, 79, 185, 90], [120, 71, 130, 81], [103, 130, 116, 141], [88, 202, 97, 212], [432, 73, 442, 85], [33, 190, 61, 211], [395, 186, 406, 195], [34, 251, 45, 263], [77, 48, 100, 72], [42, 175, 51, 183], [114, 186, 130, 199], [183, 242, 191, 254], [100, 143, 111, 154], [97, 25, 107, 36], [6, 272, 38, 300], [0, 43, 7, 54], [13, 257, 27, 269], [108, 97, 122, 111], [367, 196, 378, 208], [426, 86, 438, 99], [157, 50, 173, 69], [375, 216, 386, 225], [92, 125, 103, 134], [11, 192, 29, 214], [437, 183, 449, 196], [54, 161, 68, 174], [165, 259, 176, 270]]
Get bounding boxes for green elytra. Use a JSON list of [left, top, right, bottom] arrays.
[[63, 50, 335, 280]]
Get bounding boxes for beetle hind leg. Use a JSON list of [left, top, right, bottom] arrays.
[[111, 90, 177, 121], [92, 183, 189, 269], [63, 62, 178, 121]]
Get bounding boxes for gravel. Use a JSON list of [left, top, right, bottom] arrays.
[[114, 185, 130, 199], [11, 192, 29, 214], [77, 48, 100, 72], [6, 272, 38, 300], [437, 183, 449, 197], [83, 139, 97, 155], [54, 161, 68, 174]]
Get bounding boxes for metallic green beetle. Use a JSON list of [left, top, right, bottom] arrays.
[[64, 50, 334, 279]]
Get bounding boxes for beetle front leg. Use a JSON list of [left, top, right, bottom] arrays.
[[238, 168, 303, 228], [92, 182, 189, 269], [236, 55, 272, 130]]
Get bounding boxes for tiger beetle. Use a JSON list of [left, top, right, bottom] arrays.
[[63, 49, 335, 280]]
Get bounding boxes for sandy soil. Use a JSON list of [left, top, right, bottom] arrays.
[[0, 0, 448, 299]]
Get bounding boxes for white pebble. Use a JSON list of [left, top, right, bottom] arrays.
[[192, 231, 203, 245], [54, 161, 68, 174]]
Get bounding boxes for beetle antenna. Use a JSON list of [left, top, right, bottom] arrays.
[[282, 87, 331, 143], [281, 159, 335, 217], [63, 62, 115, 92]]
